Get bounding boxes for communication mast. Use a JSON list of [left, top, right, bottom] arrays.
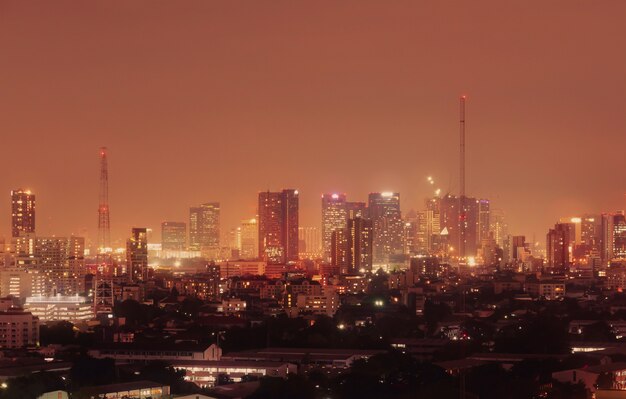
[[459, 96, 467, 263], [98, 147, 111, 252], [95, 147, 113, 314]]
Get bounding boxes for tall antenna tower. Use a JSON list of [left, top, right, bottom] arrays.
[[459, 96, 467, 262], [95, 147, 114, 314], [97, 147, 111, 253]]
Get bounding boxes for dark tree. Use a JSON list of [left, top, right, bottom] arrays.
[[40, 320, 75, 345]]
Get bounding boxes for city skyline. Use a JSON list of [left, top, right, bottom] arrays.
[[1, 1, 625, 245]]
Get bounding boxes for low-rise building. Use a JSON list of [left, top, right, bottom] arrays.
[[553, 362, 626, 393], [88, 343, 222, 362], [223, 347, 384, 370], [172, 360, 296, 388], [24, 295, 94, 323], [76, 380, 169, 399], [524, 280, 565, 300], [296, 293, 339, 317], [0, 310, 39, 348]]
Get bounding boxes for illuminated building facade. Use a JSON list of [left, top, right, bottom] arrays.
[[127, 227, 148, 281], [489, 209, 508, 249], [189, 202, 221, 252], [0, 311, 39, 348], [613, 213, 626, 259], [347, 217, 373, 274], [439, 195, 480, 258], [239, 218, 258, 260], [346, 201, 367, 219], [258, 189, 299, 263], [368, 192, 404, 264], [546, 222, 574, 270], [24, 295, 94, 323], [299, 226, 321, 258], [424, 197, 441, 253], [321, 193, 347, 258], [331, 228, 348, 273], [11, 189, 35, 237], [478, 199, 490, 244], [161, 222, 186, 251], [18, 236, 86, 295], [0, 269, 45, 298]]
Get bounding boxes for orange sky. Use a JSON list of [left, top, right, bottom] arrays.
[[1, 1, 625, 247]]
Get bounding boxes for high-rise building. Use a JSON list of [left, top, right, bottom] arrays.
[[424, 197, 441, 253], [189, 203, 220, 252], [490, 209, 508, 249], [161, 222, 187, 251], [67, 236, 86, 294], [24, 236, 85, 295], [613, 213, 626, 259], [346, 201, 367, 219], [414, 211, 429, 254], [239, 218, 258, 260], [258, 189, 299, 263], [403, 210, 419, 255], [127, 227, 148, 282], [347, 217, 373, 274], [0, 268, 45, 298], [330, 228, 348, 273], [11, 189, 35, 238], [581, 215, 600, 249], [546, 223, 573, 270], [321, 194, 347, 258], [368, 192, 404, 264], [480, 233, 499, 266], [440, 195, 480, 258], [299, 226, 321, 258], [478, 199, 490, 244], [34, 237, 66, 294], [510, 235, 528, 262], [600, 213, 615, 262]]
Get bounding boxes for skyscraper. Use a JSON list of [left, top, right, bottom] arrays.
[[331, 228, 348, 273], [11, 189, 35, 238], [189, 202, 220, 252], [346, 201, 367, 219], [67, 236, 86, 294], [161, 222, 187, 251], [489, 209, 508, 249], [321, 193, 347, 258], [368, 192, 404, 264], [127, 227, 148, 282], [424, 197, 441, 253], [347, 217, 373, 274], [404, 210, 419, 255], [478, 199, 490, 244], [546, 223, 573, 270], [258, 189, 299, 263], [239, 218, 258, 260], [440, 194, 480, 258], [299, 226, 321, 258], [613, 213, 626, 259]]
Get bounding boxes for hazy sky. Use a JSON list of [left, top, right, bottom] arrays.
[[1, 1, 625, 247]]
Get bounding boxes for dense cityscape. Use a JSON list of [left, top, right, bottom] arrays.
[[2, 1, 626, 399], [1, 143, 625, 398]]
